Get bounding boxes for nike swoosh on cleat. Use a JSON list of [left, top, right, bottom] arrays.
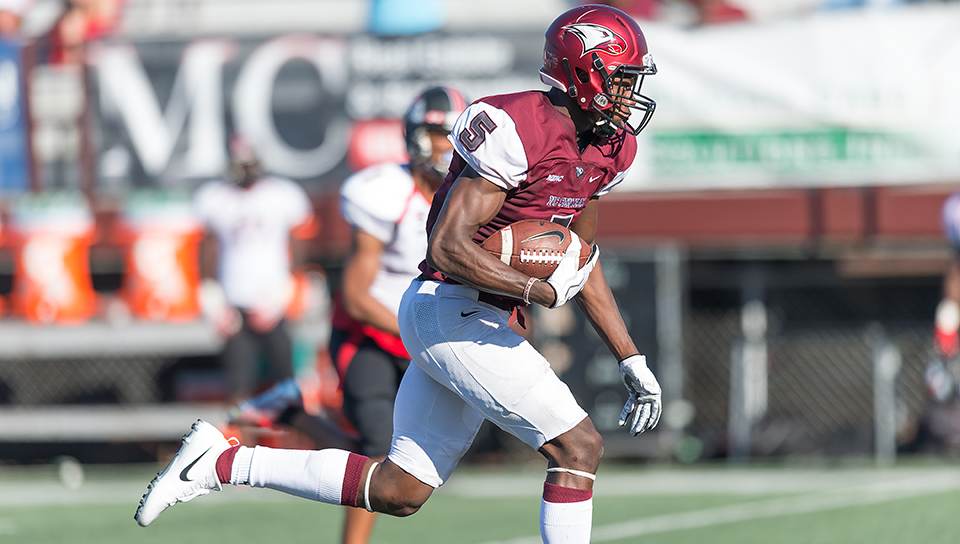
[[179, 447, 212, 482], [460, 310, 480, 318]]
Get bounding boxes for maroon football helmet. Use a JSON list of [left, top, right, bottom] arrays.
[[540, 4, 657, 138]]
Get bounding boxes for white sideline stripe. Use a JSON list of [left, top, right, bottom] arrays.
[[0, 468, 957, 513], [483, 474, 960, 544], [0, 468, 957, 507], [444, 467, 959, 497], [0, 482, 299, 507]]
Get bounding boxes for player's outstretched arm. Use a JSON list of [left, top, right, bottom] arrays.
[[571, 201, 662, 435], [570, 201, 636, 359], [428, 169, 558, 306]]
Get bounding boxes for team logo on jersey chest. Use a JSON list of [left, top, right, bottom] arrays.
[[575, 166, 585, 178]]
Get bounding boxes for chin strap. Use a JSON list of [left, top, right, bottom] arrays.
[[546, 467, 597, 481]]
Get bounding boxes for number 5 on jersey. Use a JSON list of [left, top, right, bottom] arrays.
[[458, 111, 498, 152]]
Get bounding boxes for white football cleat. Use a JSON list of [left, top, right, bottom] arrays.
[[135, 419, 237, 527]]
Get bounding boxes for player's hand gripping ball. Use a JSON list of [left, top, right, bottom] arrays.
[[481, 219, 593, 279]]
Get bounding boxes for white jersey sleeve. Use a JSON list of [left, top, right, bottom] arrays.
[[340, 163, 416, 243], [449, 102, 528, 191], [594, 167, 631, 199], [596, 139, 639, 199], [272, 177, 312, 229], [193, 181, 224, 226]]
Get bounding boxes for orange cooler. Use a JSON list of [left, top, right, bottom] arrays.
[[118, 191, 202, 321], [10, 192, 97, 324]]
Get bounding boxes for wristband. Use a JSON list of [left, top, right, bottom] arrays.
[[619, 353, 643, 364], [522, 277, 539, 305]]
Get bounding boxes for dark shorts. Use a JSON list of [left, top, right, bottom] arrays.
[[329, 329, 408, 457], [222, 315, 293, 399]]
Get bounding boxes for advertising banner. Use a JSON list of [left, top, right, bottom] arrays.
[[89, 5, 960, 193], [0, 39, 29, 192], [89, 33, 543, 191], [636, 5, 960, 191]]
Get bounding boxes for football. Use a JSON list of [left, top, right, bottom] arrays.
[[480, 219, 591, 279]]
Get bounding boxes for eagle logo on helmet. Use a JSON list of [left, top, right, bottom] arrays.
[[561, 23, 627, 58]]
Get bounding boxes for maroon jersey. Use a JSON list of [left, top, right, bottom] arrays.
[[419, 90, 637, 301]]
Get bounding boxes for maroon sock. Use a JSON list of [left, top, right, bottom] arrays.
[[543, 481, 593, 503], [215, 446, 241, 484], [340, 452, 369, 507]]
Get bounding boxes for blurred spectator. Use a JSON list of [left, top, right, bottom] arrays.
[[368, 0, 443, 36], [597, 0, 949, 26], [0, 0, 30, 37], [51, 0, 123, 64], [689, 0, 749, 24], [590, 0, 660, 19], [193, 136, 317, 403], [820, 0, 915, 9], [586, 0, 748, 24]]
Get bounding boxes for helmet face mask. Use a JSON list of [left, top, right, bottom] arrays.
[[540, 5, 658, 139], [410, 127, 454, 180], [403, 87, 468, 181], [590, 59, 657, 138]]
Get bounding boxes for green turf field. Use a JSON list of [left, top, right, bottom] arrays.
[[1, 463, 958, 543]]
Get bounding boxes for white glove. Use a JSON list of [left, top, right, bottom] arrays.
[[544, 232, 599, 308], [618, 354, 662, 436]]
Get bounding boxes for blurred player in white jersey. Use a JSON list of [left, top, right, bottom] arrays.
[[929, 194, 960, 402], [226, 86, 467, 544], [193, 137, 316, 403], [918, 193, 960, 450], [136, 7, 662, 543]]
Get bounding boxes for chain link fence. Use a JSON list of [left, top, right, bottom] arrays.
[[685, 271, 938, 460], [0, 254, 946, 461], [0, 356, 176, 404]]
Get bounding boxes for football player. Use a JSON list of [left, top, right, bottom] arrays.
[[929, 193, 960, 402], [227, 86, 467, 544], [135, 6, 663, 543], [193, 136, 316, 403]]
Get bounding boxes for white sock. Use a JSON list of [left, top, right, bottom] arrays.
[[230, 446, 368, 506], [540, 482, 593, 543]]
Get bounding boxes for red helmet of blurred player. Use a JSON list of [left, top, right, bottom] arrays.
[[540, 4, 657, 139]]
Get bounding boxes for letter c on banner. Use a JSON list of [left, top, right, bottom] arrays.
[[232, 35, 350, 179]]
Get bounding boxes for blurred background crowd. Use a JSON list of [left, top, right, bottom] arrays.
[[1, 0, 960, 466]]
